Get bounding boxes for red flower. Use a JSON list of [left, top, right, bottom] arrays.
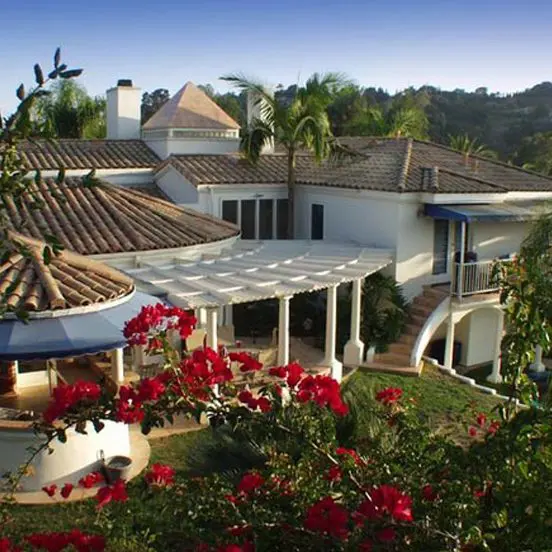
[[468, 426, 478, 437], [25, 530, 105, 552], [286, 362, 304, 387], [336, 447, 363, 465], [488, 421, 500, 435], [237, 472, 264, 495], [256, 397, 272, 413], [377, 527, 397, 542], [356, 485, 413, 523], [375, 387, 403, 405], [229, 352, 262, 373], [145, 463, 176, 488], [359, 540, 373, 552], [224, 494, 240, 504], [237, 390, 272, 413], [60, 483, 73, 499], [79, 472, 103, 489], [422, 484, 437, 502], [137, 376, 166, 402], [42, 381, 102, 424], [95, 479, 128, 509], [304, 496, 349, 540], [476, 413, 487, 428], [325, 465, 342, 482], [41, 484, 57, 497], [115, 399, 144, 424], [216, 543, 254, 552], [268, 366, 287, 378], [0, 538, 20, 552], [296, 375, 348, 416]]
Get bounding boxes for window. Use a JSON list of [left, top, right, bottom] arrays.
[[432, 220, 449, 275], [311, 204, 324, 240], [241, 200, 256, 239], [276, 199, 289, 239], [259, 199, 274, 239], [221, 200, 238, 224]]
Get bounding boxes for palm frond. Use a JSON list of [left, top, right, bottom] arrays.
[[220, 73, 276, 109], [240, 118, 274, 163]]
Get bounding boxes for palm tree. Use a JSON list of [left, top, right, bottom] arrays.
[[449, 134, 497, 159], [33, 80, 106, 139], [345, 104, 429, 139], [221, 73, 348, 238]]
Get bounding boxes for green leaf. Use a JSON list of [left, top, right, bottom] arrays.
[[42, 246, 52, 265], [47, 69, 58, 80], [59, 69, 83, 79], [56, 167, 65, 185], [92, 419, 105, 433], [34, 64, 44, 85], [56, 428, 67, 443], [54, 47, 61, 69], [16, 84, 25, 101], [34, 170, 42, 186]]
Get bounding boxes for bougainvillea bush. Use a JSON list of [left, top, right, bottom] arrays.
[[1, 304, 551, 552]]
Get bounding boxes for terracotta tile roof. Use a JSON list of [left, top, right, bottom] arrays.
[[159, 138, 552, 194], [1, 232, 134, 312], [2, 177, 240, 256], [15, 139, 159, 170], [142, 82, 240, 131], [156, 154, 318, 185]]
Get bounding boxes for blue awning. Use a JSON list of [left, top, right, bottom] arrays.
[[424, 202, 543, 223], [0, 291, 163, 361]]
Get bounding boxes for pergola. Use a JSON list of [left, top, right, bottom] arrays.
[[125, 240, 394, 381]]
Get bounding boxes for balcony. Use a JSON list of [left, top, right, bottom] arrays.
[[451, 259, 509, 298]]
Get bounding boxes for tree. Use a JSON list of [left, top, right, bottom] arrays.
[[222, 72, 348, 238], [141, 88, 170, 124], [448, 133, 498, 159], [33, 79, 105, 139], [1, 49, 83, 317], [345, 104, 429, 139], [514, 132, 552, 175]]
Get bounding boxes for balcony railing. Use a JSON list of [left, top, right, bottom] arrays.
[[451, 259, 508, 298]]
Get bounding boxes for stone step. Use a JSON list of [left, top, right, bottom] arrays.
[[388, 342, 411, 355], [404, 323, 422, 336], [412, 296, 442, 309], [410, 314, 427, 327], [397, 333, 417, 346], [410, 304, 433, 318], [361, 363, 421, 377], [375, 352, 412, 366]]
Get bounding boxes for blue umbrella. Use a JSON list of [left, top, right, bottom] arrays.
[[0, 291, 165, 361]]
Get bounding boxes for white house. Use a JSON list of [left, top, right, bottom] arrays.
[[13, 79, 552, 381]]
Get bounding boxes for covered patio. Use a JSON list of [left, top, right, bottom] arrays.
[[125, 240, 394, 381]]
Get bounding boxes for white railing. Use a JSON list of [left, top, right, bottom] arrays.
[[452, 260, 507, 298]]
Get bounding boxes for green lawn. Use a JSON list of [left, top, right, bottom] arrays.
[[3, 365, 504, 540]]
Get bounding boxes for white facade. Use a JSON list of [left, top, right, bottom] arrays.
[[106, 83, 141, 140], [144, 130, 240, 159]]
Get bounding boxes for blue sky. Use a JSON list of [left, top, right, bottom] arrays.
[[2, 0, 551, 113]]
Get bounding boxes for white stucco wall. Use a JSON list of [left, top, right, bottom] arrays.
[[145, 138, 239, 159], [0, 421, 130, 491], [155, 167, 199, 204], [462, 309, 498, 367], [471, 221, 528, 260]]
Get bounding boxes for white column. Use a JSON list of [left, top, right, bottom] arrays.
[[47, 359, 58, 394], [223, 305, 233, 326], [111, 348, 125, 383], [343, 279, 364, 366], [206, 307, 218, 350], [530, 345, 546, 372], [197, 308, 207, 329], [457, 221, 466, 298], [487, 310, 504, 384], [278, 296, 291, 365], [443, 312, 456, 372], [323, 284, 343, 381]]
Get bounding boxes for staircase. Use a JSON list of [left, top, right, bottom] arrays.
[[369, 285, 451, 375]]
